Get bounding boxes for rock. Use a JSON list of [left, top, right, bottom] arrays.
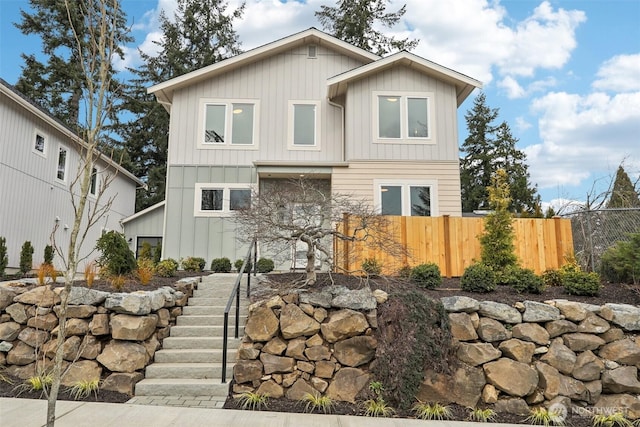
[[0, 287, 17, 310], [482, 384, 499, 404], [55, 305, 97, 319], [365, 310, 377, 329], [457, 342, 502, 366], [536, 361, 561, 400], [417, 370, 453, 404], [306, 334, 324, 347], [96, 341, 148, 372], [282, 372, 300, 388], [512, 323, 550, 345], [441, 296, 479, 313], [605, 303, 640, 331], [0, 341, 13, 352], [89, 313, 109, 335], [156, 308, 170, 327], [313, 307, 328, 323], [14, 285, 60, 307], [280, 304, 320, 339], [245, 306, 279, 342], [602, 366, 640, 394], [261, 337, 288, 356], [540, 340, 577, 375], [238, 342, 261, 360], [305, 345, 331, 361], [65, 318, 90, 336], [104, 292, 151, 315], [311, 377, 329, 393], [0, 322, 21, 341], [595, 394, 640, 420], [478, 301, 522, 323], [297, 361, 315, 373], [298, 290, 332, 308], [557, 373, 589, 401], [7, 341, 36, 365], [331, 288, 377, 311], [553, 300, 588, 322], [17, 328, 49, 348], [315, 361, 336, 378], [326, 367, 370, 403], [526, 390, 545, 404], [286, 378, 317, 400], [5, 303, 28, 324], [143, 334, 160, 359], [522, 301, 561, 322], [572, 350, 604, 381], [449, 312, 478, 341], [334, 336, 377, 367], [453, 364, 486, 407], [584, 380, 602, 404], [67, 287, 109, 305], [61, 360, 102, 387], [284, 337, 307, 360], [27, 312, 58, 331], [498, 339, 535, 364], [320, 309, 369, 343], [260, 353, 295, 374], [256, 380, 284, 398], [477, 317, 510, 342], [110, 314, 157, 341], [599, 339, 640, 365], [43, 335, 82, 361], [578, 313, 610, 334], [372, 289, 388, 304], [563, 333, 605, 351], [545, 320, 578, 338], [148, 289, 169, 311], [79, 335, 101, 359], [234, 360, 263, 384], [102, 372, 143, 395], [494, 398, 530, 416], [600, 327, 624, 343], [484, 358, 538, 397], [299, 303, 314, 316]]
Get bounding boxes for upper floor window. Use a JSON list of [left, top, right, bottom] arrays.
[[195, 183, 252, 217], [201, 99, 259, 149], [374, 179, 438, 216], [374, 91, 434, 144], [288, 101, 320, 150], [33, 129, 47, 157], [89, 167, 98, 195], [56, 146, 68, 182]]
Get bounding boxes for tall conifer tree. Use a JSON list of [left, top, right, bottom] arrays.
[[607, 165, 640, 208]]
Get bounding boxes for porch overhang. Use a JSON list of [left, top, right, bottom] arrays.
[[254, 161, 348, 179]]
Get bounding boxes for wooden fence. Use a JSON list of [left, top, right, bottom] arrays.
[[334, 215, 574, 277]]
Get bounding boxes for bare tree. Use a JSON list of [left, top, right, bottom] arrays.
[[45, 1, 127, 425], [234, 178, 408, 285]]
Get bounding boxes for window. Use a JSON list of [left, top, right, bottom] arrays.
[[288, 101, 320, 150], [374, 180, 438, 216], [89, 167, 98, 195], [374, 92, 434, 143], [33, 130, 47, 156], [201, 99, 259, 148], [56, 146, 68, 182], [195, 183, 252, 216]]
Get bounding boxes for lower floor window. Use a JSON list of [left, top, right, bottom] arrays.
[[195, 183, 251, 216], [376, 180, 436, 216]]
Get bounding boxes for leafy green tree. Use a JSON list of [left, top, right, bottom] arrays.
[[19, 241, 34, 275], [0, 237, 8, 277], [315, 0, 418, 56], [460, 93, 539, 213], [606, 165, 640, 208], [118, 0, 244, 210]]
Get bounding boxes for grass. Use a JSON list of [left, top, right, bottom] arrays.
[[84, 262, 97, 287], [468, 407, 497, 423], [363, 398, 395, 417], [14, 373, 53, 397], [68, 379, 101, 400], [302, 393, 334, 414], [592, 412, 638, 427], [525, 407, 566, 426], [412, 401, 453, 420], [0, 368, 14, 385], [236, 392, 269, 410]]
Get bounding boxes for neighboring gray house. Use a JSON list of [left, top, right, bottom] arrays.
[[0, 78, 142, 272], [124, 28, 482, 268]]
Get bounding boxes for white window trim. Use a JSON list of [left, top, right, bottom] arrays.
[[372, 91, 435, 145], [287, 100, 321, 151], [373, 179, 439, 217], [198, 98, 260, 150], [89, 166, 99, 197], [32, 128, 48, 157], [55, 144, 69, 184], [194, 183, 253, 217]]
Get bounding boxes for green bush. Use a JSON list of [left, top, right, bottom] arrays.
[[362, 258, 382, 276], [256, 257, 275, 273], [460, 263, 496, 293], [541, 269, 563, 287], [138, 242, 154, 261], [410, 263, 442, 289], [599, 233, 640, 284], [44, 245, 54, 265], [235, 258, 252, 273], [153, 245, 162, 264], [563, 270, 601, 296], [156, 258, 178, 277], [210, 257, 232, 273], [0, 237, 8, 277], [19, 241, 34, 275], [181, 256, 206, 272], [508, 268, 545, 294], [96, 231, 136, 276]]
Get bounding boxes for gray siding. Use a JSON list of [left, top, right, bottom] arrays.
[[123, 203, 165, 243]]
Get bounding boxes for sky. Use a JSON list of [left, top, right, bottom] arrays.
[[1, 0, 639, 211]]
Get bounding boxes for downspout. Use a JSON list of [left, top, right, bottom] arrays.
[[327, 98, 345, 162]]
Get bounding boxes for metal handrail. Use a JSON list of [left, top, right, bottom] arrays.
[[221, 239, 257, 383]]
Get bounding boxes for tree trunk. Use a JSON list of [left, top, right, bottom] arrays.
[[301, 236, 316, 286]]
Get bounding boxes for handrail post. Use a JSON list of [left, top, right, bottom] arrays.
[[222, 312, 229, 383], [235, 282, 240, 339]]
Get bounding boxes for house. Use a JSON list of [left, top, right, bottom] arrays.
[[0, 78, 142, 272], [124, 28, 482, 269]]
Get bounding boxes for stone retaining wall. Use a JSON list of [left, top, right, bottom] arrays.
[[0, 279, 196, 394]]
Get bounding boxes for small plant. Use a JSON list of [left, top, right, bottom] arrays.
[[153, 244, 162, 264], [138, 241, 154, 262], [136, 259, 155, 285], [468, 407, 497, 423], [600, 232, 640, 284], [256, 257, 275, 273], [96, 231, 136, 276], [14, 373, 53, 396], [37, 263, 49, 286], [362, 258, 382, 276], [525, 406, 566, 426], [460, 263, 496, 293], [181, 256, 206, 272], [0, 236, 8, 277], [69, 379, 100, 400], [410, 263, 442, 289], [235, 258, 252, 273], [369, 380, 384, 397], [563, 270, 601, 296], [19, 240, 34, 275], [363, 398, 395, 417], [84, 262, 97, 287], [110, 275, 126, 291], [44, 244, 54, 265], [413, 401, 453, 421], [302, 392, 334, 414], [210, 257, 232, 273], [156, 258, 179, 277], [592, 411, 636, 427], [237, 391, 268, 410], [542, 269, 564, 287], [508, 267, 545, 294]]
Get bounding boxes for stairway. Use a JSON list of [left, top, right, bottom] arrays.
[[134, 274, 249, 402]]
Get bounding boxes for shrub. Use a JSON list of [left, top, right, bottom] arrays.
[[460, 263, 496, 293], [43, 245, 54, 265], [84, 262, 97, 287], [236, 392, 268, 410], [410, 263, 442, 289], [210, 257, 232, 273], [96, 231, 136, 276], [600, 233, 640, 284], [153, 245, 162, 264], [256, 257, 275, 273], [302, 393, 334, 414], [563, 270, 601, 296], [181, 256, 206, 272], [504, 267, 545, 294], [542, 269, 563, 287], [235, 258, 252, 273], [136, 259, 155, 285], [110, 275, 126, 291], [19, 241, 34, 275], [68, 379, 100, 400], [0, 237, 7, 277], [156, 258, 178, 277], [138, 242, 154, 262], [412, 402, 453, 421], [362, 258, 382, 276]]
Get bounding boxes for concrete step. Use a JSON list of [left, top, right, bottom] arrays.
[[154, 349, 236, 363], [134, 378, 230, 396], [145, 363, 233, 379], [162, 337, 241, 349], [177, 315, 246, 326], [187, 297, 250, 308], [170, 325, 244, 338]]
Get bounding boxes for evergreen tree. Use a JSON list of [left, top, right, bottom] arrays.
[[14, 0, 131, 126], [118, 0, 244, 210], [607, 165, 640, 208], [460, 93, 539, 213], [315, 0, 418, 56]]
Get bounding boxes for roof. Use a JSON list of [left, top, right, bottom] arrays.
[[148, 27, 380, 106], [0, 78, 144, 187], [327, 51, 483, 106], [121, 201, 165, 224]]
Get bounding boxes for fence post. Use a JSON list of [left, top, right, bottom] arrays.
[[443, 215, 452, 278], [342, 213, 349, 273]]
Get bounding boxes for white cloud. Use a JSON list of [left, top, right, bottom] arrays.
[[498, 76, 525, 98], [515, 116, 532, 132], [593, 53, 640, 92]]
